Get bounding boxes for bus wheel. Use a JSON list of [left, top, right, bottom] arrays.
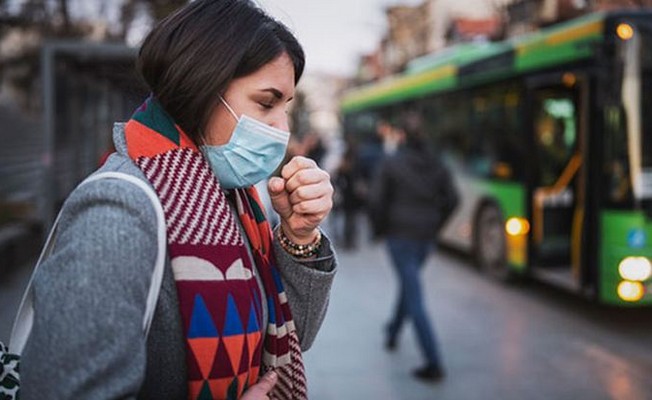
[[475, 204, 510, 281]]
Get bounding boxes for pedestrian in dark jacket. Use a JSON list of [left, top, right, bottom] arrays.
[[368, 112, 458, 383]]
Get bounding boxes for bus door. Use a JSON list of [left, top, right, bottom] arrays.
[[528, 79, 585, 285]]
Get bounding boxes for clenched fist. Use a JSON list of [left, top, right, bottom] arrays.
[[268, 156, 333, 244]]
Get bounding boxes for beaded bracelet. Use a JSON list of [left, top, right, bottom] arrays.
[[277, 228, 322, 258]]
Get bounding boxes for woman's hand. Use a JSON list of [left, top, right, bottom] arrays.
[[241, 371, 277, 400], [268, 156, 333, 244]]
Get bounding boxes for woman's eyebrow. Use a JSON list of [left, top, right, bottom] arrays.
[[260, 88, 283, 98], [260, 88, 293, 102]]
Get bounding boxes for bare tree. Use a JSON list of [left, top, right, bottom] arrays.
[[57, 0, 70, 32], [119, 0, 138, 40]]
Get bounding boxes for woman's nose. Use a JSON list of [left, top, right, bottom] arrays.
[[270, 111, 290, 132]]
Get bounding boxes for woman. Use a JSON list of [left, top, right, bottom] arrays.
[[20, 1, 336, 399], [369, 112, 457, 383]]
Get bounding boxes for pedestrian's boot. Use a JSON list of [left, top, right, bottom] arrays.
[[412, 364, 445, 383]]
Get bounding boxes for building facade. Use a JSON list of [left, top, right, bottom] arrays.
[[356, 0, 515, 81], [506, 0, 652, 37]]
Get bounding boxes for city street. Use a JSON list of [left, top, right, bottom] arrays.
[[3, 1, 652, 400], [2, 233, 652, 400]]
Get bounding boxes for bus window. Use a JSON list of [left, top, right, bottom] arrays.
[[603, 105, 632, 206], [426, 92, 472, 166], [533, 94, 577, 187], [467, 84, 524, 180]]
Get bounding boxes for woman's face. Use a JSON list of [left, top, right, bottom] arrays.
[[204, 52, 296, 146]]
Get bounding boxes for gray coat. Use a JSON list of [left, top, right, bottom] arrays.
[[20, 124, 337, 399]]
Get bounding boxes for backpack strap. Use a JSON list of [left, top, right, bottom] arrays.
[[9, 171, 166, 354]]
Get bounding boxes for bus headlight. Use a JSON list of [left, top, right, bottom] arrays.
[[505, 217, 530, 236], [617, 23, 634, 41], [617, 281, 645, 302], [618, 257, 652, 281]]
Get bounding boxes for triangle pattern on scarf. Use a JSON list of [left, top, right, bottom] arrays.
[[227, 377, 239, 399], [246, 301, 260, 333], [186, 340, 203, 380], [223, 335, 246, 376], [237, 372, 248, 397], [188, 294, 219, 338], [210, 339, 235, 378], [208, 377, 236, 400], [189, 338, 220, 379], [223, 294, 244, 336], [197, 380, 213, 400], [247, 331, 262, 367], [239, 345, 250, 381], [188, 380, 206, 400]]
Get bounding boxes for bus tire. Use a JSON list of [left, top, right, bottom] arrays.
[[474, 204, 511, 281]]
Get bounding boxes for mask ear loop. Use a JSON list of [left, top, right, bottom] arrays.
[[219, 96, 240, 122], [199, 97, 238, 147]]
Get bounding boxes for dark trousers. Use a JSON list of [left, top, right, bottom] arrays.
[[342, 207, 358, 248], [386, 236, 442, 367]]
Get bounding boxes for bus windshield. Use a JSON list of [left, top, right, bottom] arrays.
[[639, 25, 652, 198], [605, 21, 652, 207]]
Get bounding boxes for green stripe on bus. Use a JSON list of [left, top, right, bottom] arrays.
[[342, 73, 457, 113], [515, 39, 598, 71], [342, 13, 606, 115]]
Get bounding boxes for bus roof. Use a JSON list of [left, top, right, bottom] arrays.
[[341, 11, 607, 114]]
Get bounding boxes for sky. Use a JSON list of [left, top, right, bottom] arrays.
[[260, 0, 423, 77]]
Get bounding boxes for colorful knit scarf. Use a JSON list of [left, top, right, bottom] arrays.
[[124, 98, 306, 400]]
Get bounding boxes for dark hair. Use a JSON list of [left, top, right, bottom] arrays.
[[137, 0, 305, 144], [398, 110, 427, 149]]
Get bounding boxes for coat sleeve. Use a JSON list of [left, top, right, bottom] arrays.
[[273, 229, 337, 351], [20, 177, 159, 400]]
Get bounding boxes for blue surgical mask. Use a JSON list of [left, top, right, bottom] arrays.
[[201, 97, 290, 189]]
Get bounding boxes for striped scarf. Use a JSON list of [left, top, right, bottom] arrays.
[[124, 98, 306, 399]]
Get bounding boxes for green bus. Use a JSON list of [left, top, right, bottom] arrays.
[[341, 11, 652, 306]]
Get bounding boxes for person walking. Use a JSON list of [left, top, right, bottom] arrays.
[[369, 112, 458, 383], [17, 1, 336, 399], [333, 138, 364, 250]]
